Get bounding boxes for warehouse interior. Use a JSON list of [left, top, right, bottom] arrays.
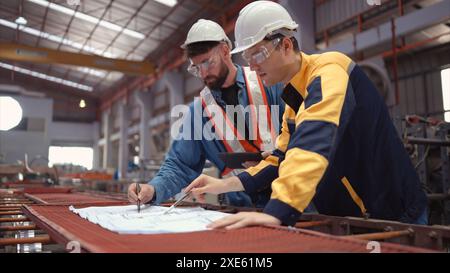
[[0, 0, 449, 253]]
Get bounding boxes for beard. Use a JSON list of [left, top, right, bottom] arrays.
[[203, 61, 229, 90]]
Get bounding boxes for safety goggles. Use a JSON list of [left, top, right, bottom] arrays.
[[242, 38, 281, 65], [187, 47, 220, 77]]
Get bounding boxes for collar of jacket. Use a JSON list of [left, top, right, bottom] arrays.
[[281, 52, 309, 113]]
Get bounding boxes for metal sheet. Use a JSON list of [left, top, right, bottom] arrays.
[[22, 204, 435, 253]]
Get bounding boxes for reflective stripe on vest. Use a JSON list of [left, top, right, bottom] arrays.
[[242, 67, 276, 151], [200, 69, 275, 151], [200, 89, 254, 153], [200, 68, 275, 176]]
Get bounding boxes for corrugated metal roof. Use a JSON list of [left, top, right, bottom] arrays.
[[0, 0, 235, 95]]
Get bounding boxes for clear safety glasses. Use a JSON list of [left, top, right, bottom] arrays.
[[241, 38, 281, 65], [187, 47, 221, 77]]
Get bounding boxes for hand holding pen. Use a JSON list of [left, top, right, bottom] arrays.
[[127, 183, 156, 207]]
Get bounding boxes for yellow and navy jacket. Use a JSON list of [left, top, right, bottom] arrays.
[[237, 52, 427, 226]]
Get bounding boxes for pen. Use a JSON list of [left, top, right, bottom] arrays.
[[163, 191, 191, 215], [136, 183, 141, 213]]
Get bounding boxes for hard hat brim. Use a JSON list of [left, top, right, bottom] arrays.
[[181, 39, 233, 50], [230, 43, 255, 55]]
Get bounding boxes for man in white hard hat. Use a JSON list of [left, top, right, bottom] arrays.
[[128, 19, 285, 208], [185, 1, 427, 229]]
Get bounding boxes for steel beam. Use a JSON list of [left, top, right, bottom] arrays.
[[0, 43, 155, 75]]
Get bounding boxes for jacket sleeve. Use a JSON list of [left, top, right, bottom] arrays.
[[263, 62, 356, 226], [149, 105, 206, 204]]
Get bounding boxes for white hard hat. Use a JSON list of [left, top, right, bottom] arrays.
[[231, 1, 298, 54], [181, 19, 232, 49]]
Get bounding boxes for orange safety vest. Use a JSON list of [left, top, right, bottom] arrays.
[[200, 67, 276, 177]]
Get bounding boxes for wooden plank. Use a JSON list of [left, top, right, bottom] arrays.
[[0, 225, 37, 231], [0, 236, 52, 246], [0, 217, 29, 223], [345, 229, 414, 241]]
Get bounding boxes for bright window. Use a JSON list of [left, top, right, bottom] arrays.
[[441, 68, 450, 122], [48, 146, 93, 170], [0, 96, 23, 131]]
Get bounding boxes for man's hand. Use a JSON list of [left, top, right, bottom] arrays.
[[241, 151, 272, 169], [184, 175, 244, 203], [207, 212, 281, 230], [128, 183, 155, 204]]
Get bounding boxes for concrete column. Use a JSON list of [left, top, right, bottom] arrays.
[[135, 91, 157, 160], [92, 121, 100, 169], [279, 0, 316, 54], [118, 101, 129, 179], [102, 109, 113, 168], [164, 71, 185, 131]]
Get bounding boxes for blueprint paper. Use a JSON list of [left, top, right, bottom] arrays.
[[69, 205, 230, 234]]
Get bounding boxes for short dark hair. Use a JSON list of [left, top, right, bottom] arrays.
[[264, 33, 300, 52], [185, 41, 220, 58]]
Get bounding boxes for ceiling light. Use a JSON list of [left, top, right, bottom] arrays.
[[28, 0, 146, 39], [154, 0, 177, 7], [79, 99, 86, 108], [14, 16, 27, 25], [0, 62, 93, 92], [77, 67, 107, 78], [0, 19, 115, 58]]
